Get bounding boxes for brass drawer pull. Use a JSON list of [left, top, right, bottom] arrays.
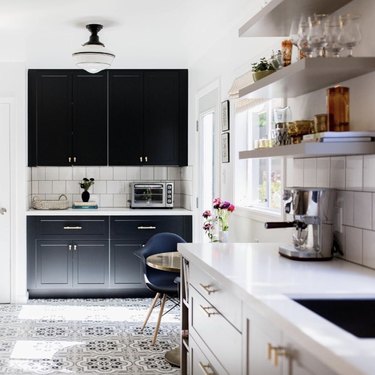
[[200, 305, 220, 317], [63, 226, 82, 230], [137, 226, 156, 230], [199, 361, 215, 375], [268, 343, 287, 367], [199, 283, 218, 295]]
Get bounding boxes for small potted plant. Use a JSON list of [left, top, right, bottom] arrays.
[[251, 57, 275, 82], [79, 178, 95, 202]]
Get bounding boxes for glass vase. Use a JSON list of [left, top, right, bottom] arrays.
[[219, 231, 229, 243]]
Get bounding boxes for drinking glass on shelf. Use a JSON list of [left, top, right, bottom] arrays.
[[297, 16, 314, 58], [338, 14, 361, 57], [307, 14, 328, 57], [325, 15, 344, 57]]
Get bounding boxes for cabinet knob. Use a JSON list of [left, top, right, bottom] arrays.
[[199, 283, 218, 295], [73, 156, 77, 163], [199, 362, 215, 375], [140, 156, 143, 162], [145, 156, 148, 162], [73, 244, 77, 251], [68, 244, 72, 251], [68, 157, 72, 163]]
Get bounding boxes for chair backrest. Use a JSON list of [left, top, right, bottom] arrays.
[[134, 232, 186, 287]]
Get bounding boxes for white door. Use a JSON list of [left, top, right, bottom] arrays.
[[0, 102, 11, 303]]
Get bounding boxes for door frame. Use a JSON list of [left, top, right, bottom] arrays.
[[194, 80, 221, 242]]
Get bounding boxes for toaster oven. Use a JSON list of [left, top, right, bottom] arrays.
[[130, 182, 174, 208]]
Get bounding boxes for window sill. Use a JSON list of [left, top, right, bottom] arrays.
[[234, 206, 282, 223]]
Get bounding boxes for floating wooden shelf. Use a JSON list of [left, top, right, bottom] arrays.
[[239, 57, 375, 99], [239, 142, 375, 159], [239, 0, 352, 37]]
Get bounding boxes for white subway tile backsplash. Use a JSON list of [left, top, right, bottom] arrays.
[[45, 167, 59, 181], [32, 181, 39, 195], [341, 191, 354, 226], [330, 157, 345, 189], [353, 192, 372, 230], [72, 167, 87, 181], [32, 167, 45, 181], [363, 230, 375, 268], [140, 167, 154, 180], [100, 194, 114, 207], [86, 167, 101, 180], [174, 181, 181, 194], [59, 167, 72, 181], [113, 167, 127, 180], [345, 156, 363, 190], [168, 166, 181, 180], [181, 180, 193, 196], [154, 167, 167, 180], [38, 181, 53, 194], [113, 194, 128, 208], [316, 158, 330, 188], [293, 159, 303, 187], [66, 180, 80, 194], [303, 158, 317, 187], [127, 167, 141, 180], [364, 155, 375, 191], [181, 166, 193, 181], [99, 166, 113, 180], [52, 181, 66, 194], [344, 226, 363, 264], [93, 181, 107, 194], [107, 181, 125, 194]]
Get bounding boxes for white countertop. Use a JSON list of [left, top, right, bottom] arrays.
[[26, 207, 193, 216], [178, 242, 375, 375]]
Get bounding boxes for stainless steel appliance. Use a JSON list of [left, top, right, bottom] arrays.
[[265, 188, 336, 260], [130, 182, 174, 208]]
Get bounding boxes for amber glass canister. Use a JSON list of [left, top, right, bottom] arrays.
[[327, 86, 350, 131]]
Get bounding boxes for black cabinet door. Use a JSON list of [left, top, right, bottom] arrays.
[[108, 71, 143, 165], [28, 70, 73, 166], [35, 240, 72, 288], [73, 240, 109, 288], [110, 241, 144, 288], [143, 70, 183, 165], [73, 72, 108, 165]]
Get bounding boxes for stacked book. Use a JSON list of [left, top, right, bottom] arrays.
[[302, 131, 375, 143], [73, 201, 98, 209]]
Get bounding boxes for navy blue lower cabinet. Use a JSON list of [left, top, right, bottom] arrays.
[[27, 215, 192, 298]]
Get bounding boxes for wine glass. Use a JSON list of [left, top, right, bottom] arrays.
[[307, 14, 328, 57], [325, 15, 344, 57], [338, 14, 361, 57], [297, 16, 314, 58]]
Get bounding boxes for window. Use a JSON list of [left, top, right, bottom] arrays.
[[234, 99, 283, 214]]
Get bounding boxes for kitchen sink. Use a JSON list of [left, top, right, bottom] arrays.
[[293, 298, 375, 338]]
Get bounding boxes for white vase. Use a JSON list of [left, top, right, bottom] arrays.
[[219, 231, 229, 243]]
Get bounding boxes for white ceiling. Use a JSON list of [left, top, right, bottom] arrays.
[[0, 0, 260, 68]]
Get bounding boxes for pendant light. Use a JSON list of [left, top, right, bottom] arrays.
[[72, 24, 115, 74]]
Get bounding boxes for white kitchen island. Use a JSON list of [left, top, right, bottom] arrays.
[[178, 242, 375, 375]]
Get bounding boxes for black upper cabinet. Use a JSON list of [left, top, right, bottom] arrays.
[[109, 71, 144, 165], [28, 70, 108, 166], [29, 69, 188, 167], [108, 69, 188, 166]]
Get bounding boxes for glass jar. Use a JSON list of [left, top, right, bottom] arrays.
[[327, 86, 350, 131]]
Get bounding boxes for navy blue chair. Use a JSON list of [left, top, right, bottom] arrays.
[[134, 232, 186, 344]]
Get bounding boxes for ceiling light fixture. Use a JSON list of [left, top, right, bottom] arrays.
[[72, 24, 115, 74]]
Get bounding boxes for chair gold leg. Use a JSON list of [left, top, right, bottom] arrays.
[[141, 292, 160, 331], [152, 293, 167, 345]]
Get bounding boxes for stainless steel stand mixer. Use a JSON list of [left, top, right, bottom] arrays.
[[265, 188, 336, 261]]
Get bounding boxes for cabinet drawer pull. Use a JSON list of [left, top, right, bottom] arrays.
[[199, 362, 215, 375], [73, 244, 77, 251], [68, 157, 72, 163], [268, 343, 287, 367], [63, 226, 83, 230], [68, 245, 72, 251], [200, 305, 220, 317], [137, 226, 156, 230], [145, 156, 148, 162], [199, 283, 218, 295], [73, 156, 77, 163], [140, 156, 143, 162]]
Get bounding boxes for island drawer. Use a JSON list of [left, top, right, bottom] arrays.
[[190, 286, 242, 375], [190, 263, 242, 331]]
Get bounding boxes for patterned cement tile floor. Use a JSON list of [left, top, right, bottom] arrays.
[[0, 298, 181, 374]]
